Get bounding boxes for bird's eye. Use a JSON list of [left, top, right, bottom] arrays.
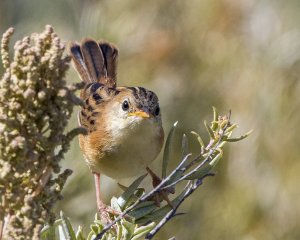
[[154, 106, 160, 116], [122, 100, 129, 111]]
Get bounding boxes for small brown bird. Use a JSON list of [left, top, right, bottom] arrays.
[[69, 39, 164, 218]]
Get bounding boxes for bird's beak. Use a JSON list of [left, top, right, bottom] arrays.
[[129, 111, 150, 118]]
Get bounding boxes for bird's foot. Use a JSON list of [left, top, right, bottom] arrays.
[[97, 202, 121, 224], [146, 167, 175, 208]]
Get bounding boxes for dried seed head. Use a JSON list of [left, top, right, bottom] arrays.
[[0, 25, 82, 239]]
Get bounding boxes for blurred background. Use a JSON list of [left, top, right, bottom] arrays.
[[1, 0, 300, 239]]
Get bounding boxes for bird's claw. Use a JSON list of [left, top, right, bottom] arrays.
[[97, 203, 121, 224]]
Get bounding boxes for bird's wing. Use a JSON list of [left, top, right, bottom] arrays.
[[78, 82, 119, 131]]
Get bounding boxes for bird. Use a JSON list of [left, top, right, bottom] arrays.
[[69, 38, 165, 220]]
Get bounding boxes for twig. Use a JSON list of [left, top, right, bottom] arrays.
[[162, 115, 231, 190], [145, 173, 214, 239]]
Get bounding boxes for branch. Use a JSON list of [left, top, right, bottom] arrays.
[[145, 173, 214, 239]]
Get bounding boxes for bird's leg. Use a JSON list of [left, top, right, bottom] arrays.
[[93, 172, 119, 223], [146, 167, 175, 208], [94, 172, 105, 211]]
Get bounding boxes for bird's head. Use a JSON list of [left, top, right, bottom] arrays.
[[105, 86, 162, 135]]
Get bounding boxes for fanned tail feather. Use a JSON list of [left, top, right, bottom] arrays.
[[99, 41, 118, 88], [69, 38, 118, 88]]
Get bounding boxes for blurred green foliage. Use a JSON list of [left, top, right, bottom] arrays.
[[1, 0, 300, 239]]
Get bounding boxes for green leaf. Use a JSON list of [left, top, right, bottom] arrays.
[[132, 200, 156, 210], [191, 131, 205, 149], [136, 206, 171, 224], [223, 130, 253, 142], [121, 219, 135, 239], [117, 183, 128, 192], [184, 163, 212, 180], [75, 226, 85, 240], [60, 211, 76, 240], [123, 188, 145, 209], [213, 106, 218, 122], [204, 120, 215, 140], [224, 123, 238, 133], [209, 151, 222, 167], [162, 121, 178, 178], [111, 196, 122, 212], [211, 106, 218, 130], [90, 224, 99, 235], [93, 220, 104, 227], [136, 186, 190, 224], [101, 233, 107, 240], [116, 222, 122, 240], [87, 231, 96, 240], [132, 222, 156, 240], [40, 219, 63, 240], [181, 134, 189, 159], [129, 201, 157, 220], [117, 174, 147, 208], [159, 138, 192, 192]]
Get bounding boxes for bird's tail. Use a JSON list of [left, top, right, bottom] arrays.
[[69, 39, 118, 88]]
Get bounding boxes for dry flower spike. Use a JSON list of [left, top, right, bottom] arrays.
[[0, 26, 84, 239]]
